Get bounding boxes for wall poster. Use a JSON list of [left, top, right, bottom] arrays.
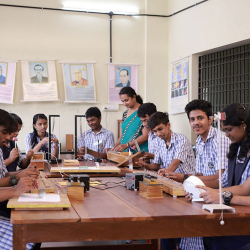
[[0, 60, 16, 104], [21, 60, 59, 102], [170, 57, 189, 114], [108, 63, 138, 103], [61, 62, 96, 103]]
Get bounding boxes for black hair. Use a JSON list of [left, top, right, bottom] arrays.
[[147, 112, 169, 130], [137, 103, 157, 118], [85, 107, 101, 119], [32, 114, 47, 148], [185, 99, 212, 119], [10, 113, 23, 126], [222, 103, 250, 161], [119, 87, 143, 105], [120, 69, 129, 75], [0, 109, 18, 133]]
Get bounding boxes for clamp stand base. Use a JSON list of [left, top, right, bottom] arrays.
[[202, 204, 235, 214]]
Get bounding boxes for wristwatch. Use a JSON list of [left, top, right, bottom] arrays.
[[222, 191, 233, 205], [9, 175, 18, 186], [183, 174, 189, 183]]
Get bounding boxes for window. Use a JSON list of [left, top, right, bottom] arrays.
[[199, 44, 250, 114]]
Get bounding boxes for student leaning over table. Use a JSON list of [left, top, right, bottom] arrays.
[[184, 103, 250, 250], [0, 109, 40, 250], [136, 102, 162, 166], [2, 113, 34, 172], [140, 111, 195, 174]]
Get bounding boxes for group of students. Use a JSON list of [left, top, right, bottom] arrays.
[[75, 87, 250, 250], [0, 86, 250, 250]]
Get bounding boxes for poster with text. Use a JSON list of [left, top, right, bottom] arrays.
[[170, 57, 189, 114], [108, 64, 138, 103], [0, 60, 16, 104], [21, 60, 59, 102], [62, 62, 96, 103]]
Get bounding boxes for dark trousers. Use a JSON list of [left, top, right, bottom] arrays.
[[203, 236, 250, 250], [161, 238, 181, 250]]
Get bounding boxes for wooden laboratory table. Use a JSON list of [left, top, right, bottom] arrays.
[[43, 154, 129, 178], [11, 177, 250, 250]]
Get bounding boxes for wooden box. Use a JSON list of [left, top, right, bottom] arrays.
[[136, 170, 184, 197], [66, 134, 74, 151], [139, 181, 163, 199], [30, 152, 44, 171], [67, 186, 84, 200]]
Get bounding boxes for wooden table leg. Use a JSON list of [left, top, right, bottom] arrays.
[[13, 224, 27, 250]]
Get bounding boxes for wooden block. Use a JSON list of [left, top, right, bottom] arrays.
[[139, 182, 163, 199], [107, 151, 130, 164], [32, 152, 44, 160], [30, 161, 44, 171], [68, 186, 84, 200], [7, 193, 71, 211], [31, 179, 55, 194], [66, 134, 74, 151], [30, 152, 45, 170], [64, 159, 79, 166], [135, 170, 184, 197], [117, 151, 145, 167]]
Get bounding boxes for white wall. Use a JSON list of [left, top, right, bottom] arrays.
[[0, 0, 168, 151], [167, 0, 250, 143]]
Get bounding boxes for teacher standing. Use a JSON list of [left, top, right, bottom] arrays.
[[114, 87, 149, 153]]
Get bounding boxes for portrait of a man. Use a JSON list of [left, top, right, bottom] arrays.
[[115, 67, 131, 88], [30, 63, 48, 83], [0, 65, 6, 84], [71, 67, 88, 86]]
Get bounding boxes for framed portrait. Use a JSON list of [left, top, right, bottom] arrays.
[[70, 64, 88, 87], [115, 66, 131, 88], [0, 60, 16, 104], [108, 63, 138, 103], [29, 62, 49, 84], [61, 62, 96, 103], [21, 60, 59, 102]]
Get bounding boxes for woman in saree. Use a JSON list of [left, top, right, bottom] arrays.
[[113, 87, 149, 153]]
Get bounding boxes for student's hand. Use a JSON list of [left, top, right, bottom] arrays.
[[183, 190, 193, 202], [79, 146, 88, 155], [142, 153, 154, 160], [17, 165, 39, 179], [135, 158, 146, 167], [14, 177, 37, 196], [165, 171, 184, 183], [51, 138, 58, 145], [9, 148, 19, 162], [41, 137, 49, 145], [197, 185, 220, 204], [26, 150, 34, 160], [158, 168, 168, 176], [114, 144, 127, 152]]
